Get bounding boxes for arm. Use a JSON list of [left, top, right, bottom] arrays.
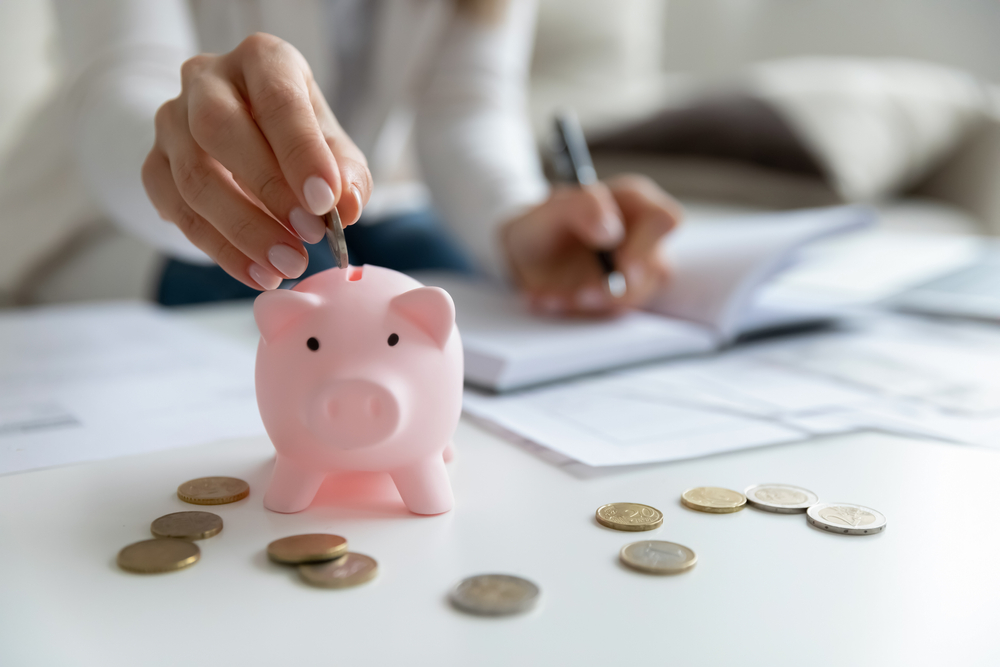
[[53, 0, 206, 262], [413, 0, 549, 280], [414, 1, 680, 316]]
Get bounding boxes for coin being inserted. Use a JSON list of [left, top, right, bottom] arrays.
[[744, 484, 818, 514], [299, 553, 378, 588], [268, 534, 348, 564], [620, 540, 697, 575], [595, 503, 663, 531], [806, 503, 886, 535], [150, 511, 223, 540], [117, 538, 200, 574], [177, 476, 249, 505], [681, 487, 746, 513], [449, 574, 540, 616]]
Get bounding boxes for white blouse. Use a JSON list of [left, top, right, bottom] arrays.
[[51, 0, 549, 278]]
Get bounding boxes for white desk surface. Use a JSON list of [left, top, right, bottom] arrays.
[[2, 306, 1000, 666]]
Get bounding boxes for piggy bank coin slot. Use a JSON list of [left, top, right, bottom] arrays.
[[348, 266, 364, 281], [388, 333, 399, 347], [307, 337, 320, 351]]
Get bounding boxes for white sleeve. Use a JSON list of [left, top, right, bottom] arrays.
[[53, 0, 210, 263], [413, 0, 549, 280]]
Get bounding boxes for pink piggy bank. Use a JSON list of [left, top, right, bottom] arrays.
[[253, 265, 463, 515]]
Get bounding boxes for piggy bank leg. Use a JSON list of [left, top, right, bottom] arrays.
[[443, 442, 454, 463], [390, 456, 453, 515], [264, 456, 327, 513]]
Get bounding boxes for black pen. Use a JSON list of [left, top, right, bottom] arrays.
[[551, 110, 627, 298]]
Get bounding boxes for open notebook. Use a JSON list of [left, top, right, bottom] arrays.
[[417, 206, 874, 392]]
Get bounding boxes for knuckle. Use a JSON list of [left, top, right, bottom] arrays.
[[226, 212, 258, 250], [187, 97, 236, 145], [180, 54, 212, 83], [255, 168, 289, 209], [238, 32, 281, 59], [153, 100, 178, 136], [277, 131, 319, 168], [214, 240, 245, 273], [253, 79, 304, 124], [173, 156, 213, 205]]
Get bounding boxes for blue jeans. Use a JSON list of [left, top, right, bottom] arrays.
[[157, 209, 476, 306]]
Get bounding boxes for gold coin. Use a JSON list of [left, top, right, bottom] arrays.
[[117, 538, 200, 574], [150, 511, 223, 540], [595, 503, 664, 531], [299, 553, 378, 589], [620, 540, 697, 575], [268, 534, 349, 564], [177, 476, 249, 505], [681, 486, 746, 513]]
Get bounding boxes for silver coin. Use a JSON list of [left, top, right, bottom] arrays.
[[323, 207, 348, 269], [620, 540, 697, 575], [744, 483, 818, 514], [449, 574, 540, 616], [806, 502, 886, 535]]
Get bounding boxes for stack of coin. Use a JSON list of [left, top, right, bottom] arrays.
[[267, 534, 378, 589], [116, 476, 248, 574]]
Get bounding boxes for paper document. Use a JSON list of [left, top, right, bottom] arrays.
[[464, 314, 1000, 467], [0, 303, 264, 475]]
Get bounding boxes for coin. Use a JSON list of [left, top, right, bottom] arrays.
[[117, 538, 200, 574], [620, 540, 697, 575], [299, 553, 377, 588], [595, 503, 663, 531], [150, 511, 223, 540], [449, 574, 540, 616], [176, 477, 249, 505], [324, 207, 349, 269], [268, 534, 348, 564], [806, 502, 886, 535], [744, 484, 818, 514], [681, 487, 746, 513]]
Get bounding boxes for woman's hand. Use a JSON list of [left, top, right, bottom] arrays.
[[142, 33, 373, 290], [501, 174, 682, 316]]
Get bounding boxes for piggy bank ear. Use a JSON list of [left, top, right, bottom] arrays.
[[254, 290, 322, 343], [389, 286, 455, 349]]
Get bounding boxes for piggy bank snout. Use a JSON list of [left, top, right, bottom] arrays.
[[309, 379, 400, 450]]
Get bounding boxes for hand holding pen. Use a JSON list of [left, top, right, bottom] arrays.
[[500, 109, 682, 316]]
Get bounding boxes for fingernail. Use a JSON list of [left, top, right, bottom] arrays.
[[289, 207, 326, 244], [348, 185, 364, 224], [599, 215, 625, 244], [303, 176, 335, 216], [576, 286, 608, 311], [249, 263, 282, 290], [268, 244, 307, 279]]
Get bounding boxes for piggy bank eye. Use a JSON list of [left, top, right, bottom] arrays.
[[387, 333, 399, 347], [306, 337, 320, 351]]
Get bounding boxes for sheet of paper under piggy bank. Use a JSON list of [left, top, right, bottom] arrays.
[[253, 265, 463, 515]]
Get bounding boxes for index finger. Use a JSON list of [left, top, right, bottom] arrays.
[[232, 34, 341, 216]]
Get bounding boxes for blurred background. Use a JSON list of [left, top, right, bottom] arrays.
[[2, 0, 1000, 305]]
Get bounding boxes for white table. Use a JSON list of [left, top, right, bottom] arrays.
[[2, 306, 1000, 666]]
